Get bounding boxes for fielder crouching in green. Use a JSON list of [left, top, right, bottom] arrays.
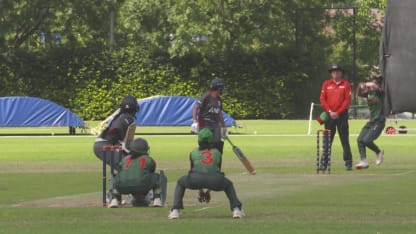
[[168, 128, 243, 219], [108, 138, 166, 208]]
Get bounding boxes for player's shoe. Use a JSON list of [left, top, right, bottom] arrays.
[[168, 209, 180, 219], [319, 164, 327, 171], [376, 150, 384, 165], [232, 207, 245, 218], [153, 197, 162, 207], [108, 198, 119, 208], [355, 160, 369, 170], [345, 161, 353, 171]]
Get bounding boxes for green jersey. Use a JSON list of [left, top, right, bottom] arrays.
[[366, 90, 386, 122], [190, 147, 222, 173], [116, 154, 156, 187]]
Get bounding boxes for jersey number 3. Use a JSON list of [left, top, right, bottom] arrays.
[[200, 151, 213, 165]]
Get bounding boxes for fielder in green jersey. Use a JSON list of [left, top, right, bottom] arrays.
[[168, 128, 244, 219], [107, 138, 166, 208], [355, 76, 385, 170]]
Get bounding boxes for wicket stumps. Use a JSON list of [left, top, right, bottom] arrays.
[[102, 145, 123, 207], [316, 129, 332, 174]]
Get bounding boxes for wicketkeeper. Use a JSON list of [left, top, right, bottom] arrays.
[[168, 128, 243, 219], [107, 138, 167, 208], [319, 64, 353, 170]]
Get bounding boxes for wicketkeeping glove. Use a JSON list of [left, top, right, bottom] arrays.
[[198, 190, 205, 203], [197, 190, 211, 203], [204, 190, 211, 203]]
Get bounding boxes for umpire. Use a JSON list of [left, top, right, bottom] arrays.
[[319, 64, 353, 170]]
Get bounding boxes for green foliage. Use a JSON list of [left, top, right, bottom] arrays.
[[71, 48, 200, 120], [0, 0, 386, 119]]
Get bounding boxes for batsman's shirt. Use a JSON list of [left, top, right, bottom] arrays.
[[190, 148, 222, 173], [320, 79, 351, 116], [98, 113, 135, 144], [197, 92, 223, 128]]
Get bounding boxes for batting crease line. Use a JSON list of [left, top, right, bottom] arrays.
[[194, 206, 217, 212]]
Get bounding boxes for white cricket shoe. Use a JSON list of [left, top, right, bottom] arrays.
[[108, 198, 119, 208], [153, 197, 162, 207], [232, 207, 245, 218], [376, 150, 384, 165], [168, 209, 180, 219], [355, 160, 369, 170]]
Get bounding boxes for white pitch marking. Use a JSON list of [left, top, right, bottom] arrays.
[[194, 206, 216, 212]]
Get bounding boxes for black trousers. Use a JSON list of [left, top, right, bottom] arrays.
[[357, 120, 385, 160], [324, 111, 353, 166], [172, 172, 242, 211]]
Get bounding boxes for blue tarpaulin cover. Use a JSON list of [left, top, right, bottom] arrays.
[[136, 96, 236, 126], [0, 96, 85, 127]]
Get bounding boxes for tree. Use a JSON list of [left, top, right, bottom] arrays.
[[0, 0, 387, 119]]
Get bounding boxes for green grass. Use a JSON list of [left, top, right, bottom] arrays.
[[0, 120, 415, 233]]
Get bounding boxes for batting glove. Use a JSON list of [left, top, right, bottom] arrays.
[[191, 120, 199, 133], [121, 142, 130, 154], [221, 127, 228, 138]]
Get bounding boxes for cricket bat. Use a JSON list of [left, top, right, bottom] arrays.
[[122, 123, 136, 151], [224, 136, 256, 175]]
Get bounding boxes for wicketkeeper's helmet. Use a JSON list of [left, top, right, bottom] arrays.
[[210, 77, 225, 93], [130, 138, 150, 155], [120, 95, 139, 114]]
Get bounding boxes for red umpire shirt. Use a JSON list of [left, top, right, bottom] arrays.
[[320, 79, 351, 116]]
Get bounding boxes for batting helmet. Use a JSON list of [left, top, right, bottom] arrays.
[[120, 95, 139, 114], [130, 138, 150, 155], [328, 63, 343, 73], [210, 77, 225, 92]]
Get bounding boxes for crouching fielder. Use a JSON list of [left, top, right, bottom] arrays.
[[168, 128, 243, 219], [108, 138, 167, 208]]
